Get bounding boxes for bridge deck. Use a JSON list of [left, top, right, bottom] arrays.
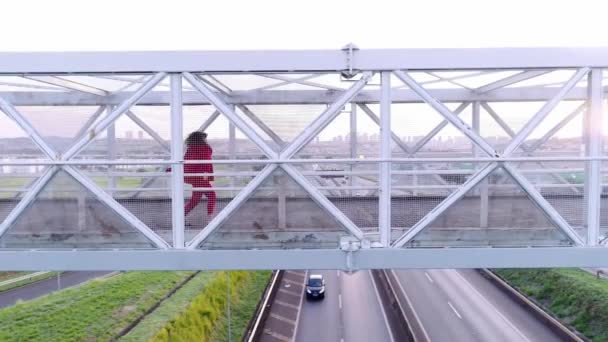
[[1, 195, 605, 249]]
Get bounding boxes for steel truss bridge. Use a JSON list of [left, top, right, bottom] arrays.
[[1, 46, 608, 270]]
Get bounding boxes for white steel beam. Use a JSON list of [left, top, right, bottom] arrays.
[[107, 107, 116, 196], [125, 110, 171, 153], [237, 105, 285, 146], [187, 164, 279, 248], [199, 110, 221, 132], [0, 97, 58, 159], [0, 86, 598, 106], [0, 167, 58, 239], [72, 106, 107, 143], [358, 103, 413, 155], [475, 70, 552, 94], [502, 163, 585, 246], [408, 102, 470, 154], [280, 72, 373, 159], [3, 248, 608, 270], [254, 74, 321, 91], [426, 72, 472, 90], [257, 74, 342, 91], [170, 74, 185, 248], [23, 76, 108, 96], [527, 103, 586, 152], [1, 78, 170, 249], [472, 102, 489, 228], [482, 102, 581, 194], [392, 163, 499, 247], [585, 69, 603, 246], [503, 68, 590, 156], [63, 72, 167, 160], [183, 72, 278, 159], [379, 72, 391, 246], [281, 164, 364, 240], [63, 166, 170, 249], [349, 103, 357, 193], [394, 70, 498, 157], [4, 48, 608, 73]]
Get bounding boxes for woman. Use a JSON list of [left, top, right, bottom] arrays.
[[168, 131, 216, 219]]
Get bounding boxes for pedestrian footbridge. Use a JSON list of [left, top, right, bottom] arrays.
[[1, 47, 608, 270]]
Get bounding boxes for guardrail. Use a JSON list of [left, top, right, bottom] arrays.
[[370, 270, 417, 341], [0, 271, 49, 288], [243, 270, 284, 342], [478, 269, 587, 342]]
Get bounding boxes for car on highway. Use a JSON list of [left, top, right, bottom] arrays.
[[305, 274, 325, 300]]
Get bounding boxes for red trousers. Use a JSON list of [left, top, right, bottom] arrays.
[[184, 177, 216, 215]]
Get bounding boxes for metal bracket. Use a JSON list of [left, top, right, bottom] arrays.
[[341, 43, 360, 79]]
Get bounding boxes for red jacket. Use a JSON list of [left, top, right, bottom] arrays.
[[184, 144, 214, 181], [167, 144, 214, 182]]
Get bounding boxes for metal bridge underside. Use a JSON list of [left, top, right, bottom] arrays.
[[1, 47, 608, 269]]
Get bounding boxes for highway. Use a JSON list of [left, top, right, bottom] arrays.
[[295, 269, 565, 342], [394, 269, 565, 342], [0, 271, 110, 309], [296, 270, 393, 342]]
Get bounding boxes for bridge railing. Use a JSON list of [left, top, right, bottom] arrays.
[[0, 48, 607, 268]]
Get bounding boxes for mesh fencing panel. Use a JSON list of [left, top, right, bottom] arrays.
[[0, 169, 156, 249], [198, 167, 352, 250], [394, 164, 572, 247]]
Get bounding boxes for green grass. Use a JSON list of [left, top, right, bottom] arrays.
[[92, 177, 143, 189], [209, 270, 272, 341], [0, 177, 143, 190], [0, 272, 59, 293], [0, 271, 192, 342], [119, 272, 218, 341], [0, 272, 27, 282], [559, 172, 584, 184], [495, 268, 608, 341], [150, 271, 271, 342]]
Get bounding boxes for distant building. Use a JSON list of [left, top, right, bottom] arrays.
[[138, 130, 144, 139], [126, 131, 134, 139]]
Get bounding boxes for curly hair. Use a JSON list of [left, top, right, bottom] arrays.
[[185, 131, 208, 146]]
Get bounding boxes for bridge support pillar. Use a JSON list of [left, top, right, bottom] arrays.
[[379, 71, 392, 247], [472, 101, 489, 228], [585, 69, 603, 246]]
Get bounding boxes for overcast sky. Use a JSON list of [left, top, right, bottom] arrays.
[[2, 0, 608, 51], [0, 0, 606, 150]]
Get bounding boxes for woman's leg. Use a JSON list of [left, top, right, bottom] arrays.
[[185, 191, 203, 215], [204, 190, 216, 215]]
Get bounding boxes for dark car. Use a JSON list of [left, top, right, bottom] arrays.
[[305, 274, 325, 299]]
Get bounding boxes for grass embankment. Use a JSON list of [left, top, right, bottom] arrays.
[[0, 272, 27, 282], [495, 268, 608, 341], [0, 272, 60, 292], [150, 270, 272, 342], [0, 271, 192, 341]]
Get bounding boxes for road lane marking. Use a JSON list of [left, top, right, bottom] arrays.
[[279, 288, 301, 297], [274, 300, 299, 310], [263, 328, 291, 342], [391, 270, 433, 342], [282, 278, 302, 285], [269, 313, 296, 325], [368, 270, 396, 342], [424, 272, 434, 284], [447, 301, 462, 319], [293, 270, 308, 341], [339, 293, 342, 309], [453, 270, 531, 342]]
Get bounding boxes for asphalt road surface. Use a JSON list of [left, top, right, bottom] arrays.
[[296, 269, 393, 342], [0, 271, 111, 309], [393, 269, 564, 342]]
